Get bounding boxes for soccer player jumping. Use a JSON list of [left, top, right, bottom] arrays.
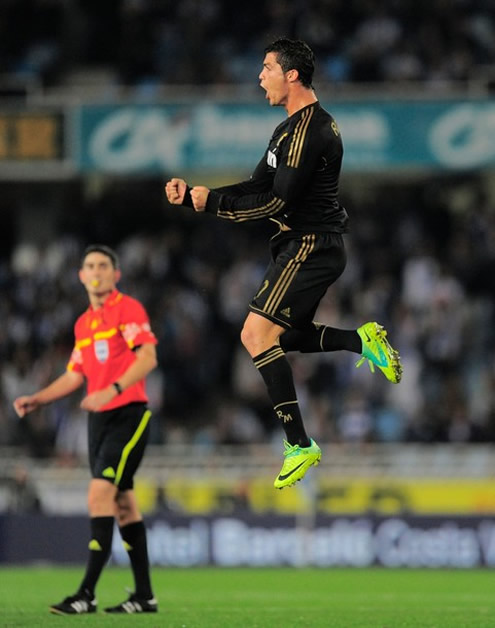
[[165, 38, 402, 490], [14, 245, 158, 615]]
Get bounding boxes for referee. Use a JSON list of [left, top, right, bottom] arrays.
[[166, 38, 402, 489], [14, 244, 158, 615]]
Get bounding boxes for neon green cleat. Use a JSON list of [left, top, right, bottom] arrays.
[[274, 439, 321, 489], [356, 321, 403, 384]]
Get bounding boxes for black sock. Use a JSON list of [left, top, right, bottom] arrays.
[[79, 516, 114, 596], [280, 322, 362, 354], [253, 346, 310, 447], [119, 521, 153, 599]]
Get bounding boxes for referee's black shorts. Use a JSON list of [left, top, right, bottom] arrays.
[[249, 231, 346, 330], [88, 402, 151, 491]]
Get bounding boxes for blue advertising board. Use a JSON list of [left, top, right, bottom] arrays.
[[3, 513, 495, 567], [75, 100, 495, 174]]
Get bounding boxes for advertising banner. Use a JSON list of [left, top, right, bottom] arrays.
[[3, 513, 495, 568], [76, 100, 495, 174], [131, 476, 495, 517]]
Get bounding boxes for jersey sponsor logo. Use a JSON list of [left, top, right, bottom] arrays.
[[267, 149, 277, 168], [94, 339, 109, 363]]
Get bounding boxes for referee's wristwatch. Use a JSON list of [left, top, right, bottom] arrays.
[[112, 381, 123, 395]]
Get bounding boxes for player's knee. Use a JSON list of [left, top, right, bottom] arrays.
[[87, 479, 117, 514], [240, 323, 257, 353], [88, 492, 109, 513], [241, 319, 283, 356], [240, 324, 249, 348]]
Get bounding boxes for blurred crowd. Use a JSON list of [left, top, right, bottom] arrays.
[[0, 173, 494, 463], [0, 0, 494, 92]]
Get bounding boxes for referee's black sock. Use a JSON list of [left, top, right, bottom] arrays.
[[280, 322, 362, 354], [119, 521, 153, 600], [253, 346, 310, 447], [79, 516, 114, 596]]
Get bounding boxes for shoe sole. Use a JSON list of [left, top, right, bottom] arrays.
[[104, 610, 157, 614], [378, 349, 403, 383], [274, 454, 321, 490], [49, 608, 96, 615], [370, 324, 403, 384]]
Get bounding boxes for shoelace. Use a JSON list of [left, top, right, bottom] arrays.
[[283, 440, 300, 456], [355, 356, 375, 373], [64, 593, 92, 604]]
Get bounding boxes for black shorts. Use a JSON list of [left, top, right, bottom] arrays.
[[249, 231, 346, 330], [88, 402, 151, 491]]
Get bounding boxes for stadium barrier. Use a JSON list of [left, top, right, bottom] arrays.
[[2, 513, 495, 568]]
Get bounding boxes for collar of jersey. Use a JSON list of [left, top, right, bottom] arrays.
[[88, 289, 121, 312]]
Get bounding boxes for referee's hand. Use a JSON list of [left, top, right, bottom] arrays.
[[80, 387, 117, 412], [165, 178, 187, 204], [13, 395, 38, 418]]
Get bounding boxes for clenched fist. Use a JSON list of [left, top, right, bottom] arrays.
[[165, 178, 187, 205], [190, 186, 210, 212]]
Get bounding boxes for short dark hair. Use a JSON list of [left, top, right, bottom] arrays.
[[264, 38, 315, 88], [81, 244, 119, 269]]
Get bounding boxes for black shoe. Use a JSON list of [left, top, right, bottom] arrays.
[[104, 593, 158, 614], [50, 589, 97, 615]]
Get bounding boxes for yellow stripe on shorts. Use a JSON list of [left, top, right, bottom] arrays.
[[114, 409, 152, 486]]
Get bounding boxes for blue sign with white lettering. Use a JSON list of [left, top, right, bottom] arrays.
[[76, 101, 495, 173]]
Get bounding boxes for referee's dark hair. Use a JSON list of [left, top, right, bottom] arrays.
[[81, 244, 120, 269], [264, 38, 315, 89]]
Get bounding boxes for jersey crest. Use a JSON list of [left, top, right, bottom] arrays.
[[94, 339, 109, 363]]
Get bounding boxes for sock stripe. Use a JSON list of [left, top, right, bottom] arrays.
[[253, 347, 285, 369], [319, 326, 327, 351], [274, 400, 299, 410], [252, 345, 309, 446]]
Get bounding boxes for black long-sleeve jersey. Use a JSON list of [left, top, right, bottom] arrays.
[[204, 101, 349, 233]]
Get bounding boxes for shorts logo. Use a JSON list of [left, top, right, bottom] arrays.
[[94, 339, 109, 363]]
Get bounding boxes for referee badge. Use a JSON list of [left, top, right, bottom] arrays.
[[94, 339, 109, 363]]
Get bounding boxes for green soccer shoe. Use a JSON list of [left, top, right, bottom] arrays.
[[356, 321, 403, 384], [274, 439, 321, 489]]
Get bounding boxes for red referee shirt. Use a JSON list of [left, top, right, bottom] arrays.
[[67, 289, 157, 411]]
